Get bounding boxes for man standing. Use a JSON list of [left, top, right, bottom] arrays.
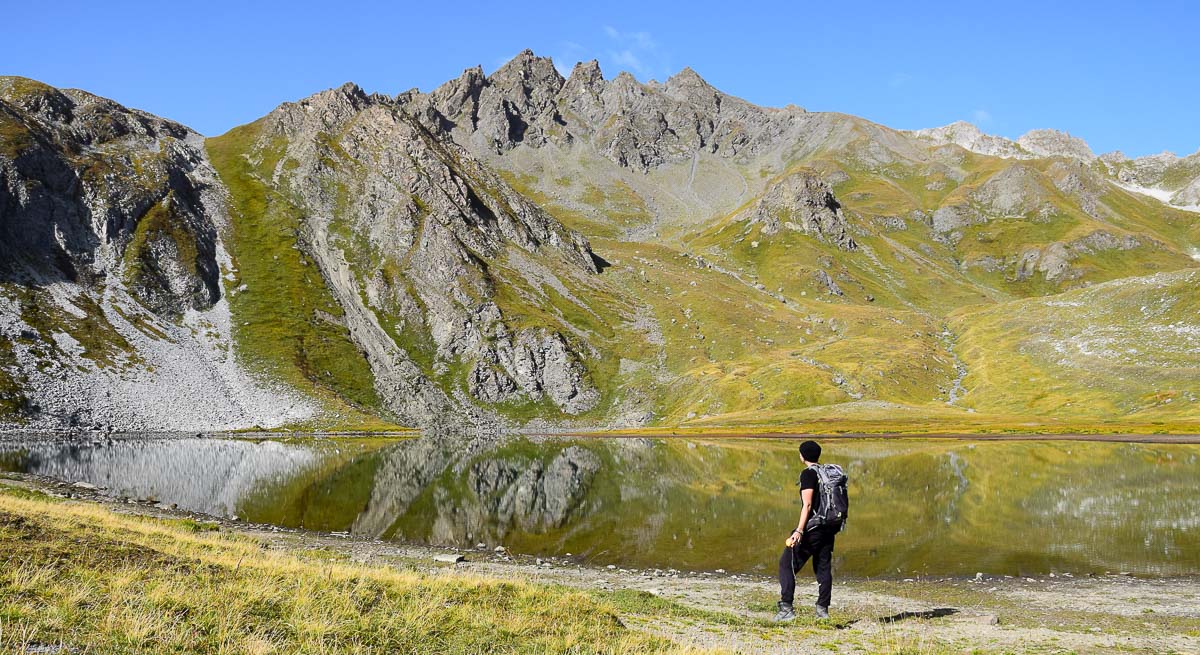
[[775, 440, 847, 621]]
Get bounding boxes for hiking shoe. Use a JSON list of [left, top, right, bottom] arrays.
[[815, 605, 830, 619], [774, 601, 796, 622]]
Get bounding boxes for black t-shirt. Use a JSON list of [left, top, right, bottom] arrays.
[[800, 467, 822, 518]]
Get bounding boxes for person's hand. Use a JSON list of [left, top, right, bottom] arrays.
[[785, 531, 799, 547]]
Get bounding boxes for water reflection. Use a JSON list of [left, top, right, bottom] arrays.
[[1, 434, 1196, 577]]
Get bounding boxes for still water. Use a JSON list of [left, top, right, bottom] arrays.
[[1, 435, 1197, 578]]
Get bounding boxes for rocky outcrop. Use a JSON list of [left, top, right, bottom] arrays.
[[0, 77, 219, 316], [1016, 129, 1095, 161], [469, 329, 599, 414], [964, 230, 1144, 283], [913, 122, 1096, 163], [970, 164, 1052, 218], [932, 165, 1053, 235], [740, 170, 857, 250]]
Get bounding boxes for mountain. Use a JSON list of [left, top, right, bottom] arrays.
[[0, 76, 314, 431], [913, 120, 1200, 210], [1, 53, 1198, 432]]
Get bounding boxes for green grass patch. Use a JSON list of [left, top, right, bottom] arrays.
[[206, 121, 381, 416]]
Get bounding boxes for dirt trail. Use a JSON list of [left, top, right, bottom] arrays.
[[5, 474, 1198, 654]]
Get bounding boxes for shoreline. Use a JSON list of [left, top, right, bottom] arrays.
[[1, 472, 1196, 654], [4, 428, 1200, 445]]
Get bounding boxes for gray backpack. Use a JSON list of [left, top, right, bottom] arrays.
[[804, 463, 849, 532]]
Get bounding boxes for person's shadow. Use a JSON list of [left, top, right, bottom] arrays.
[[834, 607, 958, 630], [877, 608, 959, 623]]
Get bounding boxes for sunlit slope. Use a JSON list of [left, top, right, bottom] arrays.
[[684, 140, 1200, 317], [951, 269, 1200, 421], [589, 239, 961, 425]]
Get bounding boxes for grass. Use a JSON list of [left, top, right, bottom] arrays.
[[0, 105, 35, 159], [0, 484, 711, 655], [205, 121, 382, 419], [950, 268, 1200, 420]]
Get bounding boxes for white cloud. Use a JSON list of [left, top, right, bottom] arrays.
[[610, 49, 646, 77], [554, 41, 587, 77], [888, 72, 912, 88], [972, 109, 993, 125], [602, 26, 669, 80]]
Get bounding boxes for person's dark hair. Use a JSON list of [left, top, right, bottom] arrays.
[[799, 440, 821, 463]]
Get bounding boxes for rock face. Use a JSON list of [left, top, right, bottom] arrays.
[[469, 330, 600, 415], [413, 51, 804, 172], [740, 170, 857, 250], [0, 76, 315, 431], [1016, 129, 1095, 161], [0, 77, 218, 315]]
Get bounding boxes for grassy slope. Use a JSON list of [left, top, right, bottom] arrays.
[[0, 485, 718, 654], [951, 269, 1200, 421], [609, 137, 1199, 429], [4, 483, 1191, 655], [205, 122, 386, 427], [476, 130, 1200, 430], [593, 239, 958, 425]]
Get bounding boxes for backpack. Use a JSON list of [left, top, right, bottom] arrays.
[[804, 463, 849, 532]]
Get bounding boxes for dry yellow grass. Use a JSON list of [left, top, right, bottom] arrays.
[[0, 488, 716, 654]]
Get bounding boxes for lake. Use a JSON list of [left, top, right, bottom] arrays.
[[1, 434, 1196, 578]]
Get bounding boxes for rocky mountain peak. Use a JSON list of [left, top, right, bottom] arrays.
[[665, 66, 709, 87], [488, 49, 564, 92], [663, 66, 720, 105], [563, 59, 605, 94], [611, 70, 640, 86], [912, 121, 1025, 159], [1016, 128, 1095, 161]]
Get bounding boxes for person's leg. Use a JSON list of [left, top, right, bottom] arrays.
[[777, 545, 797, 605], [783, 539, 815, 599], [811, 530, 836, 611]]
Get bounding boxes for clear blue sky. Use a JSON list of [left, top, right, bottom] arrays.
[[3, 0, 1196, 157]]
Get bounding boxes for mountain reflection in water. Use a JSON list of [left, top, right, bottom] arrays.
[[2, 434, 1196, 578]]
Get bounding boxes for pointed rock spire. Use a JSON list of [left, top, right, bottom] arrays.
[[565, 59, 604, 89]]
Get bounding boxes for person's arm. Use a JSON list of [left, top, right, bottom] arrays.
[[785, 487, 814, 547]]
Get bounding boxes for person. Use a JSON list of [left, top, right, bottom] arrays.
[[775, 440, 839, 621]]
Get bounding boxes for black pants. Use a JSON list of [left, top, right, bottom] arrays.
[[778, 527, 835, 607]]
